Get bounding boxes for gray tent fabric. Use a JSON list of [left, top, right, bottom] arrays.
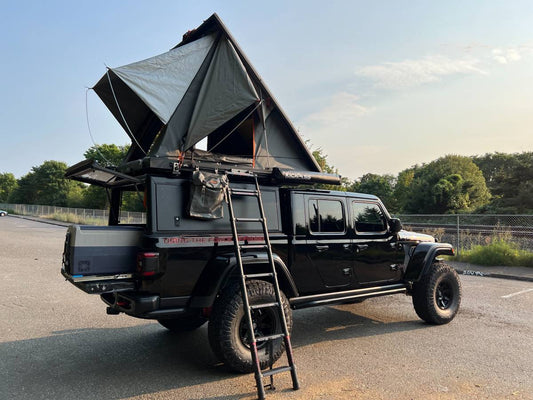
[[147, 37, 220, 156], [111, 34, 215, 124], [92, 13, 321, 173], [93, 69, 164, 156], [254, 109, 319, 171], [184, 38, 259, 150]]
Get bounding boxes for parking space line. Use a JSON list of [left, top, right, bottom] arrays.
[[501, 288, 533, 299]]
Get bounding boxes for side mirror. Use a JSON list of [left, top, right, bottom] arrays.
[[389, 218, 402, 234]]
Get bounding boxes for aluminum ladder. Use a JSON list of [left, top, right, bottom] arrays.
[[225, 175, 299, 400]]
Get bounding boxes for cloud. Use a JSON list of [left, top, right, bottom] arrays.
[[303, 92, 370, 126], [355, 55, 486, 90], [492, 48, 522, 64]]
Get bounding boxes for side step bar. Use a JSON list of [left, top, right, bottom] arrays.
[[290, 283, 408, 309]]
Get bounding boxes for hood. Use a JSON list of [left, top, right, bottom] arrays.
[[398, 230, 436, 243]]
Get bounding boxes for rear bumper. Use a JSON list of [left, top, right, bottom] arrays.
[[61, 268, 135, 294], [62, 268, 192, 319], [100, 291, 191, 319]]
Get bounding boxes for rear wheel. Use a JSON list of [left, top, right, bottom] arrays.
[[157, 315, 207, 332], [208, 280, 292, 373], [412, 262, 462, 324]]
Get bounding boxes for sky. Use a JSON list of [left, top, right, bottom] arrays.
[[1, 1, 533, 180]]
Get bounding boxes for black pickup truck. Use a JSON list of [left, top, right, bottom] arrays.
[[62, 163, 461, 373]]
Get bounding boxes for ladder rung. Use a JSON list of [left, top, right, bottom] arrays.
[[255, 333, 285, 342], [245, 272, 274, 279], [230, 189, 259, 196], [235, 217, 263, 223], [250, 302, 280, 310], [240, 244, 269, 250], [261, 365, 293, 378]]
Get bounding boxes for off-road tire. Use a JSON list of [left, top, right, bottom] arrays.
[[208, 280, 292, 373], [412, 262, 462, 325], [158, 316, 207, 332]]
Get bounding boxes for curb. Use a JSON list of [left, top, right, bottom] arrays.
[[10, 214, 71, 228], [454, 268, 533, 283]]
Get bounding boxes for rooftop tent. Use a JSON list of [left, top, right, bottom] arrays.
[[93, 13, 320, 173]]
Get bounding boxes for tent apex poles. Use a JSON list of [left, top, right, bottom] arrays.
[[106, 70, 148, 156]]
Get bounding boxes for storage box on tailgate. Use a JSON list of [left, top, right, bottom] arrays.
[[63, 225, 143, 276]]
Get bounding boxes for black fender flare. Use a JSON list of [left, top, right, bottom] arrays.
[[403, 242, 455, 283], [189, 252, 298, 308]]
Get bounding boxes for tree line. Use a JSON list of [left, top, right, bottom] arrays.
[[312, 149, 532, 214], [0, 144, 532, 214]]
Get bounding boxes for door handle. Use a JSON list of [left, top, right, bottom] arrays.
[[315, 245, 329, 252], [391, 242, 403, 250], [343, 243, 352, 251], [355, 244, 369, 252]]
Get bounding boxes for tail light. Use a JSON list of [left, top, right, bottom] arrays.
[[137, 252, 160, 277]]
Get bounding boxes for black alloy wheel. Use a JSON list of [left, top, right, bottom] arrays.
[[436, 280, 453, 310], [238, 307, 277, 351]]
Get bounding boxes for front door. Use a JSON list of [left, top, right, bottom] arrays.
[[350, 201, 404, 285]]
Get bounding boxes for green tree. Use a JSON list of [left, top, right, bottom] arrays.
[[0, 173, 18, 202], [81, 144, 133, 210], [9, 161, 85, 206], [403, 155, 490, 213], [311, 148, 348, 190], [84, 143, 130, 167], [473, 152, 533, 213], [313, 148, 336, 175], [122, 191, 145, 212], [81, 185, 108, 209], [393, 168, 416, 212], [9, 174, 35, 204], [349, 173, 397, 211]]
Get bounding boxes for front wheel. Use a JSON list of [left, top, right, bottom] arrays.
[[412, 262, 462, 325], [208, 280, 292, 373]]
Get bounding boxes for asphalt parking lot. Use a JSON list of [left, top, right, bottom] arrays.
[[1, 216, 532, 399]]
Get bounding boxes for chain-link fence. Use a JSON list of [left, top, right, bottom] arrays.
[[395, 214, 533, 253], [1, 203, 531, 252], [0, 203, 146, 225]]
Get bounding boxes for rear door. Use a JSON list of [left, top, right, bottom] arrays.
[[305, 195, 354, 291]]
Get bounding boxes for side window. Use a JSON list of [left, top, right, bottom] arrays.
[[308, 199, 345, 234], [352, 202, 387, 233]]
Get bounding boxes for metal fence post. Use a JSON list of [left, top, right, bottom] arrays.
[[456, 215, 460, 256]]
